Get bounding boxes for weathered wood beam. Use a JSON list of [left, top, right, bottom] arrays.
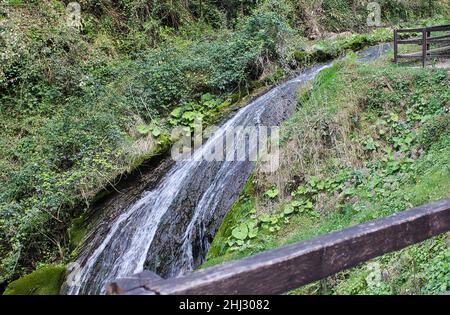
[[393, 29, 398, 63], [396, 54, 423, 59], [422, 30, 427, 67], [396, 24, 450, 33], [107, 198, 450, 295], [398, 34, 450, 45], [397, 45, 450, 59], [106, 270, 162, 295]]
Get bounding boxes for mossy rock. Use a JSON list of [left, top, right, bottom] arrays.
[[207, 177, 255, 259], [68, 216, 88, 252], [311, 47, 334, 63], [350, 36, 369, 51], [3, 265, 66, 295], [293, 50, 309, 64], [417, 115, 450, 151]]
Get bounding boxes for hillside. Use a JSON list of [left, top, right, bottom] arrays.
[[0, 0, 449, 294], [206, 53, 450, 295]]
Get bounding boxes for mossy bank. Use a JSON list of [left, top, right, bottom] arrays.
[[3, 264, 65, 295]]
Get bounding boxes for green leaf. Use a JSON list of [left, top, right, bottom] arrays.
[[151, 127, 162, 137], [248, 228, 258, 239], [304, 200, 314, 209], [283, 204, 295, 215], [136, 124, 151, 135], [389, 112, 399, 123], [201, 93, 213, 102], [231, 224, 248, 240], [260, 214, 271, 223], [291, 200, 302, 208], [182, 111, 195, 121], [247, 219, 258, 229], [317, 181, 325, 190], [170, 107, 184, 118], [265, 187, 279, 199], [292, 185, 307, 196], [309, 176, 318, 187]]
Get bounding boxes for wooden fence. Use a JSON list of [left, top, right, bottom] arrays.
[[394, 24, 450, 67], [107, 197, 450, 295]]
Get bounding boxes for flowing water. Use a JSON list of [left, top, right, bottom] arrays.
[[64, 44, 391, 295]]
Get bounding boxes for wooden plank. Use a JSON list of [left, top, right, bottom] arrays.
[[396, 27, 424, 33], [105, 270, 162, 295], [396, 54, 423, 59], [107, 198, 450, 295], [426, 24, 450, 32], [396, 24, 450, 33], [398, 34, 450, 45], [393, 30, 398, 63], [396, 46, 450, 59], [426, 45, 450, 54]]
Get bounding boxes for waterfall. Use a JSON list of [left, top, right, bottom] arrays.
[[63, 44, 391, 295]]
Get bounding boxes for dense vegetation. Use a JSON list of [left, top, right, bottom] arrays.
[[0, 0, 448, 293], [206, 54, 450, 295]]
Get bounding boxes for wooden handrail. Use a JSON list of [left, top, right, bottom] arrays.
[[107, 198, 450, 295], [396, 24, 450, 33], [393, 24, 450, 67], [398, 34, 450, 45]]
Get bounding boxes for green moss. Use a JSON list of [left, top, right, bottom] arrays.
[[3, 265, 66, 295], [68, 216, 88, 253], [293, 50, 309, 64], [206, 177, 255, 260]]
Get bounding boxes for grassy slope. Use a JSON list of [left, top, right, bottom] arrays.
[[206, 55, 450, 295]]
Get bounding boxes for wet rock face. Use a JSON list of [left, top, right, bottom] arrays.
[[145, 160, 254, 276]]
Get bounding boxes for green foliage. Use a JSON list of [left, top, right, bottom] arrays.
[[207, 57, 450, 295], [206, 178, 256, 260], [264, 187, 279, 199], [1, 0, 448, 291], [0, 2, 296, 284], [3, 264, 65, 295], [168, 94, 231, 130], [301, 0, 448, 33]]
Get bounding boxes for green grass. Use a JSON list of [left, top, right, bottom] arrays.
[[3, 264, 65, 295], [206, 55, 450, 294]]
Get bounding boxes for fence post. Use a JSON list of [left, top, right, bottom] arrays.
[[393, 29, 398, 63], [422, 28, 428, 67]]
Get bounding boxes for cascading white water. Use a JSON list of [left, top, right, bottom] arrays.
[[64, 43, 391, 295]]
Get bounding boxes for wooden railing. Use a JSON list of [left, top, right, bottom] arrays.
[[107, 198, 450, 295], [394, 24, 450, 67]]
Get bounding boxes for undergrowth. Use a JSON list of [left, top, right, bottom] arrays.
[[206, 55, 450, 295], [1, 0, 448, 293]]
